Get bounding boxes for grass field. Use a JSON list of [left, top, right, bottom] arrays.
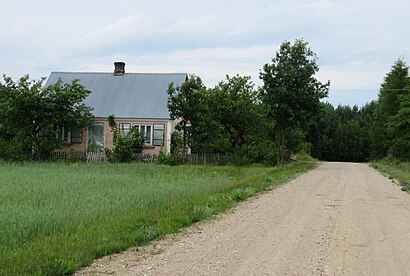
[[0, 161, 315, 275], [372, 159, 410, 192]]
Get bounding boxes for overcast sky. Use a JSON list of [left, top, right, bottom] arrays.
[[1, 0, 409, 106]]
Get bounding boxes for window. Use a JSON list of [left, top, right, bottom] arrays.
[[88, 123, 104, 151], [71, 127, 83, 143], [119, 123, 130, 138], [134, 124, 152, 145], [61, 127, 69, 143], [153, 124, 164, 146]]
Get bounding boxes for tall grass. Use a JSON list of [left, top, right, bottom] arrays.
[[0, 161, 315, 275], [371, 159, 410, 192]]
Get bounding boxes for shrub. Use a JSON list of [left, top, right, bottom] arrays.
[[245, 141, 279, 165], [106, 115, 144, 162], [156, 150, 182, 166], [0, 138, 24, 161]]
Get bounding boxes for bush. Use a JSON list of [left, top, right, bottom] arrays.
[[156, 150, 182, 166], [0, 138, 24, 161], [245, 141, 278, 165], [106, 115, 144, 162]]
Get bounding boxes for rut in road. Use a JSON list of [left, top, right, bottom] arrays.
[[78, 162, 410, 276]]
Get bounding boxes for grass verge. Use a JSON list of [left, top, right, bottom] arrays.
[[0, 161, 315, 275], [371, 159, 410, 192]]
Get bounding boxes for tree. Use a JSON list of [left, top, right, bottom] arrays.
[[388, 92, 410, 160], [379, 59, 410, 118], [334, 119, 364, 162], [308, 102, 337, 161], [358, 101, 378, 160], [208, 75, 263, 150], [373, 59, 410, 157], [309, 103, 376, 162], [260, 39, 330, 163], [0, 75, 94, 160], [167, 75, 207, 156]]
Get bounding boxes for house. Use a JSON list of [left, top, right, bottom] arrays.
[[44, 62, 187, 155]]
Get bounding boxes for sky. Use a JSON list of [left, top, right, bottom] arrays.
[[1, 0, 409, 107]]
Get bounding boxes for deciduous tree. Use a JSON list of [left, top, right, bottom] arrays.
[[167, 75, 207, 156], [208, 75, 262, 150], [0, 75, 94, 160], [260, 39, 329, 163]]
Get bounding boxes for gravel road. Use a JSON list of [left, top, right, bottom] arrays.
[[78, 162, 410, 275]]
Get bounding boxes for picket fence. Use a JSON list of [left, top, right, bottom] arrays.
[[51, 150, 158, 163], [51, 151, 232, 165], [185, 153, 233, 165]]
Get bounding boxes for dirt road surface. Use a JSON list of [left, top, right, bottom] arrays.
[[78, 162, 410, 275]]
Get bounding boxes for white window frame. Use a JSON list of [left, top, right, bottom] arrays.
[[119, 123, 131, 138], [61, 127, 69, 143], [133, 124, 153, 145]]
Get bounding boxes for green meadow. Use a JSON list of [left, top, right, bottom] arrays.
[[0, 161, 315, 275]]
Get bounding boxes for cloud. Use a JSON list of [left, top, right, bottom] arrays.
[[318, 64, 385, 90], [81, 44, 279, 87], [1, 0, 410, 107], [73, 13, 148, 52], [167, 44, 278, 64], [82, 13, 146, 40]]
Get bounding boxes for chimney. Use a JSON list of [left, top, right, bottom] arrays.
[[113, 61, 125, 76]]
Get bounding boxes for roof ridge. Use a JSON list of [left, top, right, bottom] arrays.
[[51, 72, 187, 75]]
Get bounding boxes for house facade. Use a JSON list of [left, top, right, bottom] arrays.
[[45, 62, 187, 155]]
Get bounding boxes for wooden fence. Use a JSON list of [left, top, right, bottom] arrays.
[[86, 152, 108, 163], [51, 151, 158, 163], [185, 153, 233, 165], [51, 151, 233, 165], [51, 151, 87, 161]]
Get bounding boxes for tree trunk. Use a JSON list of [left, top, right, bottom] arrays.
[[276, 129, 285, 165], [183, 122, 187, 161]]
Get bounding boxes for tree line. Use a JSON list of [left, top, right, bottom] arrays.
[[168, 41, 410, 164], [308, 59, 410, 162], [167, 39, 329, 165]]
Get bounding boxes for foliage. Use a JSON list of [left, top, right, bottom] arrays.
[[260, 39, 330, 163], [379, 59, 410, 118], [167, 75, 207, 156], [156, 131, 185, 165], [308, 59, 409, 163], [309, 102, 375, 162], [165, 39, 331, 164], [0, 161, 315, 275], [207, 75, 263, 150], [156, 149, 182, 165], [169, 131, 185, 164], [167, 74, 276, 164], [105, 114, 145, 162], [0, 138, 24, 161], [0, 75, 94, 160], [245, 140, 279, 165], [388, 93, 410, 160], [373, 59, 410, 158], [372, 159, 410, 192]]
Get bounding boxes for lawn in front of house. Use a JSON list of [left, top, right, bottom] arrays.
[[0, 161, 315, 275]]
